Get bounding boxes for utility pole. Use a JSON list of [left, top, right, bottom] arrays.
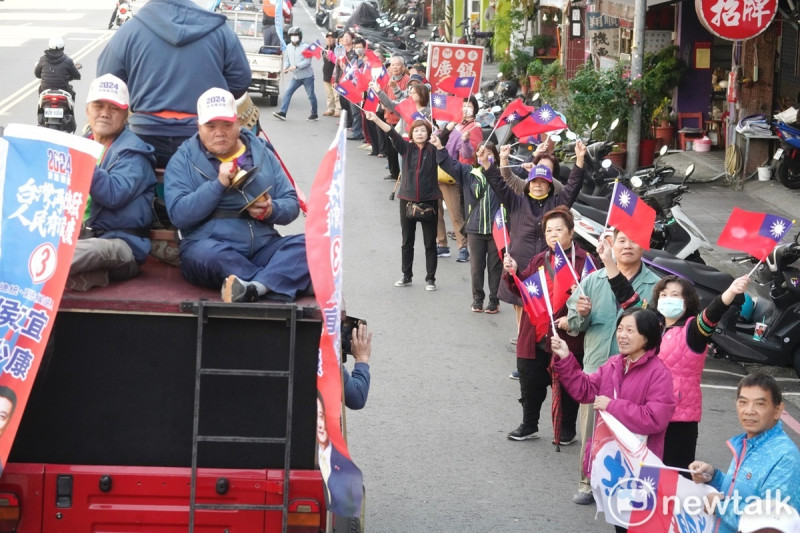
[[625, 0, 647, 171]]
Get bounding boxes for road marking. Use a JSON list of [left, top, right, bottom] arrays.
[[0, 31, 112, 116], [782, 410, 800, 436], [703, 367, 799, 382]]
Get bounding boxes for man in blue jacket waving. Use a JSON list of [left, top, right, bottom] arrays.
[[165, 88, 310, 303]]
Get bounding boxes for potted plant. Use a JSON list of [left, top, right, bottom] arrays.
[[566, 62, 630, 144], [531, 34, 552, 56], [652, 97, 675, 149], [542, 60, 561, 91], [527, 59, 545, 91]]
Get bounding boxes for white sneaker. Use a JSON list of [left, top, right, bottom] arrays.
[[425, 282, 436, 291]]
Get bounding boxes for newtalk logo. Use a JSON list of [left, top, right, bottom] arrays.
[[606, 478, 792, 529]]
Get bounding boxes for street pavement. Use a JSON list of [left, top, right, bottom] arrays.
[[2, 2, 800, 531]]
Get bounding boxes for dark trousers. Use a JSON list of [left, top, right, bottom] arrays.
[[365, 120, 385, 155], [340, 96, 353, 126], [137, 134, 192, 169], [386, 130, 400, 179], [467, 233, 502, 302], [399, 199, 438, 283], [662, 421, 698, 476], [517, 350, 552, 430]]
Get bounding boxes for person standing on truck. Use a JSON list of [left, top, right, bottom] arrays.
[[272, 27, 318, 121], [68, 74, 158, 292], [96, 0, 251, 168], [165, 87, 311, 303]]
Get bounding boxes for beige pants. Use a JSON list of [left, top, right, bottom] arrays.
[[577, 403, 595, 494], [436, 181, 467, 249], [323, 81, 342, 113]]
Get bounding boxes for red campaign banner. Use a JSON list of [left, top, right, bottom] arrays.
[[695, 0, 777, 40], [0, 124, 101, 472], [305, 115, 364, 518], [426, 42, 484, 96]]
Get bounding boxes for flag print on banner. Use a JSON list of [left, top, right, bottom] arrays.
[[306, 115, 363, 517], [302, 40, 323, 59], [513, 271, 549, 341], [607, 182, 656, 250], [590, 411, 714, 532], [430, 93, 463, 122], [492, 208, 510, 258], [437, 75, 475, 98], [581, 254, 597, 280], [0, 124, 101, 473], [717, 207, 794, 261], [511, 104, 568, 139]]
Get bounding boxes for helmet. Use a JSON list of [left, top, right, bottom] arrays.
[[288, 27, 302, 40], [48, 36, 64, 50]]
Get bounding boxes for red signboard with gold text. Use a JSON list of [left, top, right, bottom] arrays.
[[426, 42, 484, 96], [695, 0, 777, 40]]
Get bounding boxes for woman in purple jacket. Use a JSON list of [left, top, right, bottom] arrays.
[[551, 307, 676, 490]]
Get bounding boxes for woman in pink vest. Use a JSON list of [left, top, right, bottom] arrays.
[[595, 242, 750, 471]]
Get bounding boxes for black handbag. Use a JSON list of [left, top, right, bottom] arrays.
[[405, 202, 435, 222]]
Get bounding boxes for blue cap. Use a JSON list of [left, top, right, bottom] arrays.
[[526, 164, 553, 183]]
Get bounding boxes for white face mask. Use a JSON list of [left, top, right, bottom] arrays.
[[355, 47, 364, 56], [291, 36, 300, 44], [462, 105, 474, 118], [657, 297, 685, 319]]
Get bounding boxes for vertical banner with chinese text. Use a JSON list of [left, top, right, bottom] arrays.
[[306, 114, 363, 518], [426, 42, 484, 97], [0, 124, 101, 472]]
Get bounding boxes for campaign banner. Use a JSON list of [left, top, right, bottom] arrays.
[[0, 124, 101, 472], [426, 42, 484, 97], [590, 411, 715, 532], [305, 114, 363, 518]]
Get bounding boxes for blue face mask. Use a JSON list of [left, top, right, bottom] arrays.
[[657, 296, 684, 319]]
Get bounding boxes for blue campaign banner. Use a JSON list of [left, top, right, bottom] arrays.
[[275, 0, 287, 52], [0, 124, 101, 471]]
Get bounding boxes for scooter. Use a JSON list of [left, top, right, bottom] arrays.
[[112, 2, 133, 28], [773, 121, 800, 190], [36, 89, 76, 134], [644, 235, 800, 378]]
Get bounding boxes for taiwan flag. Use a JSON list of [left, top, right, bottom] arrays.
[[581, 255, 597, 280], [717, 207, 794, 261], [372, 65, 389, 88], [511, 104, 567, 138], [302, 40, 323, 59], [551, 242, 579, 311], [393, 97, 424, 127], [430, 93, 463, 122], [352, 66, 371, 92], [363, 89, 379, 113], [495, 99, 532, 128], [607, 182, 656, 250], [437, 75, 475, 98], [335, 80, 362, 105], [492, 208, 510, 258], [513, 272, 549, 341], [364, 49, 384, 69]]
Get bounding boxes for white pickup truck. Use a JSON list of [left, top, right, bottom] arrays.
[[224, 10, 283, 106]]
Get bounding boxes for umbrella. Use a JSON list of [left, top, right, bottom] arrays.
[[549, 355, 562, 452]]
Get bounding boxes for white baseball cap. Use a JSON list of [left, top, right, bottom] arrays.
[[197, 87, 238, 125], [86, 74, 129, 110], [739, 499, 800, 533]]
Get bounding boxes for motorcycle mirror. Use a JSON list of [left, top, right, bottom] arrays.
[[549, 134, 561, 143], [566, 131, 577, 141], [659, 145, 668, 156], [475, 92, 483, 100], [609, 118, 619, 131], [487, 90, 494, 98], [630, 176, 643, 188], [590, 121, 598, 131], [409, 34, 416, 39], [685, 163, 695, 179], [601, 159, 613, 169], [491, 105, 502, 114], [497, 72, 503, 79], [531, 92, 540, 102]]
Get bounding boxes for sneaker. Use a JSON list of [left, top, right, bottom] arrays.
[[383, 175, 398, 181], [425, 282, 436, 291], [322, 110, 334, 116], [471, 299, 484, 312], [347, 135, 363, 141], [559, 432, 578, 446], [507, 424, 539, 441], [437, 246, 451, 258], [394, 277, 412, 287], [485, 299, 499, 314], [307, 114, 319, 121], [573, 492, 594, 505], [509, 370, 520, 380], [510, 337, 518, 345], [273, 111, 286, 121], [221, 275, 259, 303], [456, 247, 469, 262]]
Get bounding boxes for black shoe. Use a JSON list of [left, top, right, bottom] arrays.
[[347, 135, 363, 141], [383, 175, 398, 181], [307, 114, 319, 121], [485, 299, 500, 314], [394, 277, 412, 287], [273, 111, 287, 120], [221, 275, 259, 303], [471, 299, 483, 312], [507, 424, 539, 441], [559, 431, 578, 446]]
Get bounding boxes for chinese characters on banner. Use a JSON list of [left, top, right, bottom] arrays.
[[0, 124, 101, 472], [695, 0, 776, 40], [585, 11, 620, 59], [426, 42, 484, 96], [305, 115, 363, 518]]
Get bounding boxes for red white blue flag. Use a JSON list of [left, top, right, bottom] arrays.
[[302, 40, 323, 59], [495, 99, 532, 128], [492, 207, 509, 258], [717, 207, 794, 261], [511, 104, 567, 138], [306, 116, 364, 518], [581, 254, 597, 280], [335, 79, 362, 105], [363, 88, 379, 113], [430, 92, 463, 122], [513, 270, 549, 341], [393, 97, 425, 129], [551, 242, 578, 311], [607, 181, 656, 250], [437, 75, 475, 98], [0, 124, 101, 474]]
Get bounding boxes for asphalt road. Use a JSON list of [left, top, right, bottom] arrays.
[[2, 1, 800, 531]]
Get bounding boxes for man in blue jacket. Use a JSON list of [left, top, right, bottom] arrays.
[[690, 373, 800, 533], [97, 0, 251, 168], [68, 74, 157, 292], [165, 87, 310, 303]]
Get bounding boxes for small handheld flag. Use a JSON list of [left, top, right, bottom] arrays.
[[302, 40, 323, 59], [606, 181, 656, 250], [492, 207, 510, 259], [437, 75, 476, 98], [717, 207, 794, 262]]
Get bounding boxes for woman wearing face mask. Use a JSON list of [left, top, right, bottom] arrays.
[[273, 27, 318, 121], [489, 142, 586, 350], [434, 95, 484, 263], [595, 240, 751, 471], [366, 112, 441, 291]]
